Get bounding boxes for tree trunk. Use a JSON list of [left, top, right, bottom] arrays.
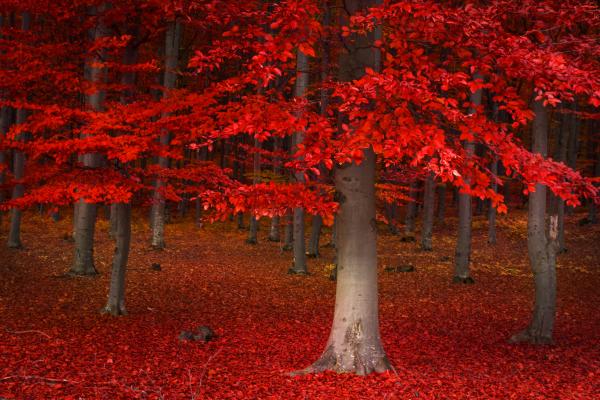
[[247, 138, 261, 245], [384, 202, 399, 234], [151, 19, 182, 249], [436, 184, 446, 224], [307, 215, 322, 257], [289, 50, 309, 274], [110, 28, 138, 240], [403, 181, 418, 238], [300, 0, 390, 375], [510, 99, 558, 345], [102, 202, 131, 316], [303, 149, 389, 374], [488, 158, 498, 244], [283, 211, 293, 251], [71, 6, 108, 275], [7, 13, 31, 249], [72, 199, 98, 275], [420, 173, 435, 251], [268, 216, 280, 242], [453, 72, 483, 283]]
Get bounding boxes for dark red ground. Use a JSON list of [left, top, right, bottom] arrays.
[[1, 210, 599, 399]]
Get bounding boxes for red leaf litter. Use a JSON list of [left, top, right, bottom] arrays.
[[1, 211, 599, 399]]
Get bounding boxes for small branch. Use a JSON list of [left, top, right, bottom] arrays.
[[5, 329, 51, 339]]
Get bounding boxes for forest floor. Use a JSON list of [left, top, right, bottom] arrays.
[[0, 209, 599, 399]]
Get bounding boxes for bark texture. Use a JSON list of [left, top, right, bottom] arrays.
[[303, 0, 390, 375], [151, 19, 182, 249], [289, 50, 309, 274], [102, 203, 131, 316], [453, 72, 483, 283], [420, 173, 435, 251], [71, 6, 107, 275], [509, 100, 558, 345]]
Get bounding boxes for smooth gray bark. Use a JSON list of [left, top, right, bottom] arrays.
[[289, 50, 309, 274], [151, 19, 182, 249], [510, 100, 558, 345], [302, 0, 390, 375], [453, 72, 483, 283], [420, 173, 435, 251], [102, 202, 131, 316], [71, 6, 108, 275]]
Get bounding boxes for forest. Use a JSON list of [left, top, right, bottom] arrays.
[[0, 0, 599, 398]]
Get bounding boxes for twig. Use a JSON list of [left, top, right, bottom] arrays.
[[0, 375, 79, 384], [197, 348, 223, 391], [5, 329, 51, 339]]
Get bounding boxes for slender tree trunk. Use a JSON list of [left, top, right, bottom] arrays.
[[269, 137, 282, 242], [436, 184, 446, 224], [151, 19, 182, 249], [420, 172, 435, 251], [453, 72, 483, 283], [247, 138, 261, 245], [110, 29, 138, 240], [71, 6, 108, 275], [102, 202, 131, 316], [307, 215, 322, 257], [283, 211, 293, 250], [385, 202, 399, 234], [403, 181, 418, 238], [7, 13, 31, 249], [488, 158, 498, 244], [289, 50, 309, 274], [301, 0, 390, 375], [510, 100, 558, 345]]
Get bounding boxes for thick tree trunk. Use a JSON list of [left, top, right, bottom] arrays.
[[7, 13, 31, 249], [304, 149, 389, 374], [301, 0, 390, 375], [510, 100, 558, 345], [102, 202, 131, 316], [420, 173, 435, 251], [453, 72, 482, 283], [151, 20, 182, 249]]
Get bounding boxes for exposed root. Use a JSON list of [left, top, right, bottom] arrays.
[[101, 305, 128, 316]]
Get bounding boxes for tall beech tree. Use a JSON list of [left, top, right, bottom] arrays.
[[151, 18, 182, 249], [509, 100, 558, 344]]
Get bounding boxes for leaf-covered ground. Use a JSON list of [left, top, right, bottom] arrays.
[[0, 210, 599, 399]]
